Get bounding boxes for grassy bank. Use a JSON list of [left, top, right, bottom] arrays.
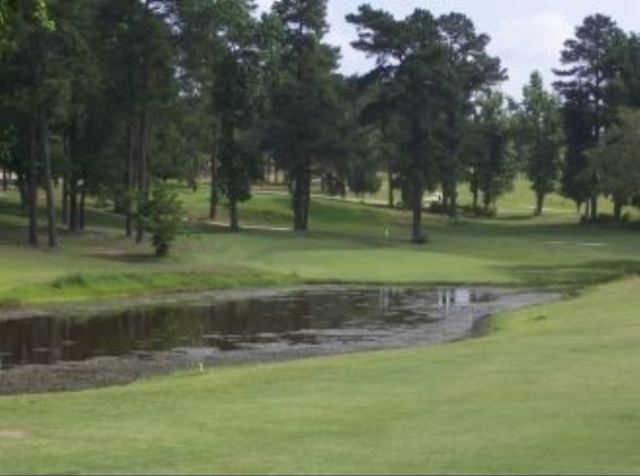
[[1, 278, 639, 474], [1, 180, 639, 306]]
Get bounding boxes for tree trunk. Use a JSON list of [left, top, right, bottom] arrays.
[[449, 186, 458, 218], [535, 192, 545, 216], [69, 179, 79, 232], [302, 165, 311, 231], [613, 198, 623, 222], [79, 187, 86, 231], [61, 132, 70, 225], [126, 118, 138, 238], [229, 198, 239, 232], [582, 199, 591, 223], [136, 110, 149, 244], [410, 172, 425, 244], [470, 171, 479, 213], [40, 114, 57, 248], [209, 156, 218, 220], [483, 192, 492, 214], [443, 177, 458, 218], [293, 173, 305, 232], [387, 162, 394, 209], [18, 174, 28, 212], [62, 177, 69, 225], [1, 167, 7, 191], [590, 195, 598, 222], [293, 176, 302, 232], [292, 158, 312, 233], [27, 120, 39, 247], [209, 122, 219, 220]]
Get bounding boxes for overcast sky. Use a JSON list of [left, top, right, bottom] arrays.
[[256, 0, 640, 98]]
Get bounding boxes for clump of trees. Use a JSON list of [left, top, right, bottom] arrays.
[[0, 1, 639, 254], [554, 14, 640, 222], [585, 108, 640, 220], [347, 5, 506, 241]]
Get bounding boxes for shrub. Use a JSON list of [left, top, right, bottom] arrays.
[[140, 182, 184, 257]]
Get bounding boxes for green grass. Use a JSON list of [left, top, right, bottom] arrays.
[[0, 180, 639, 473], [1, 278, 639, 474], [0, 179, 638, 305]]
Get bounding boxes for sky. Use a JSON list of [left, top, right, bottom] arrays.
[[256, 0, 640, 98]]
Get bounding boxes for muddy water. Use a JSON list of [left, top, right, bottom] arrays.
[[0, 286, 556, 395]]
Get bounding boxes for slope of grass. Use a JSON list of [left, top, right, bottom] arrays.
[[1, 278, 639, 474]]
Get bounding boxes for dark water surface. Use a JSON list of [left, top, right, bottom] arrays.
[[0, 286, 556, 394]]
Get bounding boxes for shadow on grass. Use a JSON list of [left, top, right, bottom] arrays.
[[495, 214, 545, 222], [502, 259, 640, 287]]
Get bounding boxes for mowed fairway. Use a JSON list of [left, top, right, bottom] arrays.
[[1, 279, 639, 474], [0, 179, 638, 303]]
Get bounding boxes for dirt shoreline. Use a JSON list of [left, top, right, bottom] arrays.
[[0, 286, 561, 396]]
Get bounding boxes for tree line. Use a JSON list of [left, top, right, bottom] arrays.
[[0, 1, 639, 252]]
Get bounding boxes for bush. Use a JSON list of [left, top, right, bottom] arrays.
[[427, 201, 447, 215], [140, 182, 184, 257], [459, 205, 497, 218], [52, 273, 89, 289]]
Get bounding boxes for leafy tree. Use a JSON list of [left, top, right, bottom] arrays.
[[554, 14, 626, 220], [95, 0, 176, 241], [0, 0, 51, 54], [354, 76, 402, 207], [515, 71, 564, 215], [615, 33, 640, 107], [0, 125, 14, 191], [212, 1, 283, 231], [268, 0, 340, 232], [437, 13, 506, 217], [0, 0, 57, 247], [585, 108, 640, 221], [469, 91, 517, 214], [176, 0, 228, 220], [348, 5, 447, 243]]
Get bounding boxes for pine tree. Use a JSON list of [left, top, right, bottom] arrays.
[[554, 14, 626, 221], [516, 71, 564, 216]]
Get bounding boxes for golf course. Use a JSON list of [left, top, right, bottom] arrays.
[[2, 1, 640, 473], [0, 180, 639, 474]]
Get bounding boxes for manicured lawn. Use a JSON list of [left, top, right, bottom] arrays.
[[1, 278, 639, 474], [0, 181, 638, 304]]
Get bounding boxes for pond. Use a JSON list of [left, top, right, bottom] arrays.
[[0, 286, 556, 395]]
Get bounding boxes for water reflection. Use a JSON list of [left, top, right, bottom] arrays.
[[0, 287, 492, 371]]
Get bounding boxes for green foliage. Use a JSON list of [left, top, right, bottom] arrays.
[[2, 0, 640, 254], [436, 12, 506, 215], [348, 5, 506, 239], [267, 0, 340, 232], [515, 71, 564, 214], [554, 14, 627, 216], [468, 91, 517, 212], [212, 10, 263, 209], [585, 108, 640, 216], [140, 182, 184, 257], [0, 0, 52, 54]]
